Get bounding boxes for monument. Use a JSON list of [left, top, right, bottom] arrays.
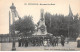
[[33, 9, 47, 35]]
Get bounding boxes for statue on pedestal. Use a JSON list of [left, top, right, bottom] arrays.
[[34, 9, 47, 35]]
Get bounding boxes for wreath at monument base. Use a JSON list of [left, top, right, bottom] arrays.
[[40, 25, 45, 33]]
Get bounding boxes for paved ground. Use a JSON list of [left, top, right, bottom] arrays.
[[0, 43, 1, 51], [1, 41, 80, 51]]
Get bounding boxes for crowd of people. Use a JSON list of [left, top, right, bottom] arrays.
[[18, 35, 67, 47]]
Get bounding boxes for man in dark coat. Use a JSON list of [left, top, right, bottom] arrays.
[[22, 37, 25, 47], [61, 35, 65, 46], [25, 37, 28, 47], [55, 36, 59, 46], [51, 36, 56, 46], [18, 37, 22, 47]]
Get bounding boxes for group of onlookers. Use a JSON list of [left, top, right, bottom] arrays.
[[18, 35, 69, 47]]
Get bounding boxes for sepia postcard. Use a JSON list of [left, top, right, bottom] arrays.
[[0, 0, 80, 51]]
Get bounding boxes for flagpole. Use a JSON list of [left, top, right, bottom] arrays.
[[50, 15, 51, 27], [9, 11, 12, 42], [9, 11, 11, 35]]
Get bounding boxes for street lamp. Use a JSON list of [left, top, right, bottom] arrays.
[[10, 3, 16, 51]]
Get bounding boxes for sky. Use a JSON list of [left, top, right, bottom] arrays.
[[0, 0, 80, 34]]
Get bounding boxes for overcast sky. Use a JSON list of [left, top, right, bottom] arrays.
[[0, 0, 80, 34]]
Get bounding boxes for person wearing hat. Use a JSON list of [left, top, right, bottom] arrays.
[[55, 36, 59, 46], [51, 36, 56, 46], [61, 35, 65, 46], [25, 37, 28, 47], [18, 37, 22, 47]]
